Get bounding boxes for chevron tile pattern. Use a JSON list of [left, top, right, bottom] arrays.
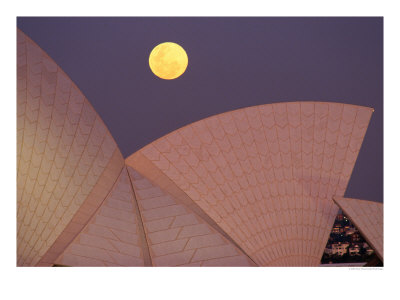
[[333, 197, 383, 261], [54, 167, 146, 266], [17, 30, 375, 267], [127, 166, 254, 266], [127, 102, 373, 266], [17, 30, 124, 266]]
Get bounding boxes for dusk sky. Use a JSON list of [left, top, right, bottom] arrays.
[[17, 17, 383, 202]]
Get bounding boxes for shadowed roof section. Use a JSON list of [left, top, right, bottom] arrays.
[[127, 165, 255, 266], [17, 29, 256, 267], [333, 197, 383, 262], [54, 167, 148, 266], [17, 29, 375, 267], [126, 102, 373, 266], [17, 29, 125, 266]]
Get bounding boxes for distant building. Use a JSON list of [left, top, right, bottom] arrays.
[[345, 227, 356, 236], [349, 245, 360, 256], [366, 248, 375, 255], [352, 232, 362, 242], [17, 30, 374, 267], [331, 243, 350, 256], [324, 246, 333, 255], [334, 197, 384, 264]]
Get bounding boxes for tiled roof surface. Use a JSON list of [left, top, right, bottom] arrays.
[[127, 166, 255, 266], [333, 197, 383, 261], [17, 30, 125, 266], [55, 168, 146, 266], [127, 102, 372, 266], [17, 30, 373, 267]]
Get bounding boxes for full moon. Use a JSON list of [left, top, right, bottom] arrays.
[[149, 42, 188, 80]]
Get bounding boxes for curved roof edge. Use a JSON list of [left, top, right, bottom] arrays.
[[333, 197, 383, 262], [16, 28, 121, 151], [126, 101, 373, 159], [126, 102, 373, 266], [17, 29, 125, 266]]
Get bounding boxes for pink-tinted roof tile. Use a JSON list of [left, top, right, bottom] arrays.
[[127, 102, 372, 266], [17, 30, 125, 266], [333, 197, 383, 261], [126, 166, 255, 266], [17, 31, 375, 267], [54, 167, 146, 266]]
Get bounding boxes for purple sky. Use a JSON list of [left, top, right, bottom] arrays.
[[17, 17, 383, 202]]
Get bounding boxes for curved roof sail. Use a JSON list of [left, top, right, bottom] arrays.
[[126, 102, 373, 266], [17, 29, 374, 266], [333, 197, 383, 262], [17, 29, 125, 266]]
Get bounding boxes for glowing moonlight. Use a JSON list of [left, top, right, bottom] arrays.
[[149, 42, 188, 80]]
